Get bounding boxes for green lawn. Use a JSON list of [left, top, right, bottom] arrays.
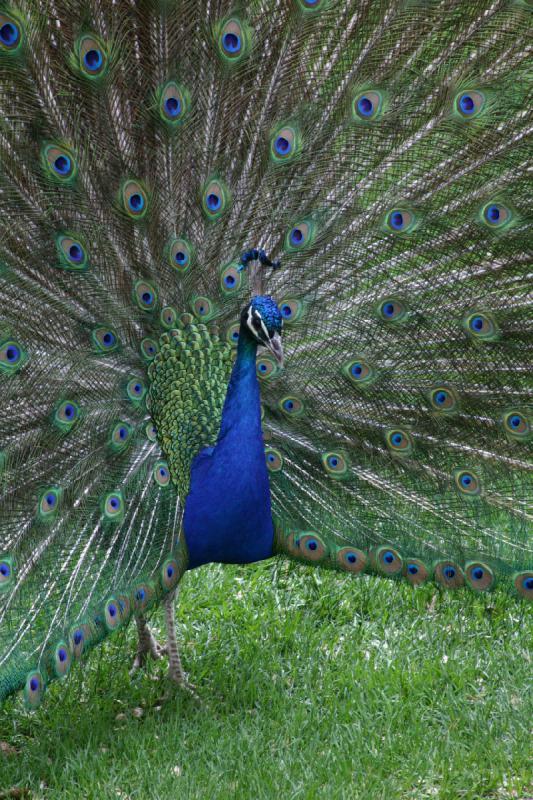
[[1, 561, 531, 800]]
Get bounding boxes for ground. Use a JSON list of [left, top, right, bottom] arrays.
[[0, 560, 531, 800]]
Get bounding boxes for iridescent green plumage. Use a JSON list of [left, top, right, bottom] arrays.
[[0, 0, 531, 709]]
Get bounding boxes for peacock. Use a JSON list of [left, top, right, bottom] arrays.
[[0, 0, 531, 710]]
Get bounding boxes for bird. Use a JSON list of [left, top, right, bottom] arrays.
[[0, 0, 531, 709]]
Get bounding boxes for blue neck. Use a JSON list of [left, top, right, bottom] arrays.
[[183, 327, 275, 568], [217, 331, 261, 447]]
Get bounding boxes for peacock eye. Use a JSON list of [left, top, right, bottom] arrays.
[[0, 13, 22, 52], [202, 178, 230, 220], [455, 90, 485, 119], [217, 17, 250, 63], [352, 90, 383, 121], [253, 317, 262, 329], [385, 208, 416, 233], [77, 35, 108, 79], [480, 202, 512, 229]]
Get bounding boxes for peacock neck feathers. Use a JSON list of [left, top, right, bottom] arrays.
[[183, 320, 275, 569]]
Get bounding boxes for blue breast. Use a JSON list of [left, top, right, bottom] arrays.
[[183, 333, 274, 569]]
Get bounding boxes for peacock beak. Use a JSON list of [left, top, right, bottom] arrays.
[[266, 332, 283, 366]]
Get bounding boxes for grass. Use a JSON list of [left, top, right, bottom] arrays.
[[0, 560, 531, 800]]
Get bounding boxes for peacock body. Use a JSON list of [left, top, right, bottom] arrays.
[[0, 0, 531, 708]]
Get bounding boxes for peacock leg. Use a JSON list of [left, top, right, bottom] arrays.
[[130, 613, 166, 673], [164, 590, 196, 692]]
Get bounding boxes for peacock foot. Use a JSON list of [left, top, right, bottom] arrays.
[[130, 615, 167, 675]]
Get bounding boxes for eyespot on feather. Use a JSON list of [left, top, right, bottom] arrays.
[[161, 558, 180, 591], [158, 80, 190, 125], [121, 180, 148, 219], [103, 597, 122, 631], [385, 428, 414, 456], [279, 396, 305, 418], [161, 306, 178, 330], [202, 178, 230, 220], [168, 237, 194, 273], [352, 90, 383, 121], [321, 451, 349, 478], [454, 90, 485, 119], [403, 559, 430, 586], [220, 263, 243, 294], [480, 201, 513, 230], [296, 0, 328, 11], [285, 220, 315, 252], [52, 640, 72, 678], [133, 582, 155, 613], [217, 17, 251, 63], [372, 546, 403, 576], [434, 561, 465, 589], [336, 547, 367, 574], [453, 468, 481, 498], [384, 208, 416, 233], [70, 622, 94, 659], [226, 322, 240, 346], [377, 298, 407, 323], [279, 298, 303, 324], [109, 421, 132, 453], [54, 399, 81, 431], [0, 339, 27, 374], [256, 354, 280, 380], [126, 378, 146, 406], [24, 670, 45, 709], [513, 572, 533, 601], [270, 124, 301, 163], [265, 447, 283, 472], [92, 326, 119, 354], [140, 338, 159, 361], [0, 12, 23, 53], [299, 533, 328, 562], [102, 491, 125, 521], [42, 144, 77, 183], [76, 34, 108, 78], [153, 460, 171, 486], [133, 280, 158, 312], [501, 409, 531, 441], [465, 562, 495, 592], [428, 386, 460, 414], [38, 487, 61, 520], [342, 357, 376, 388], [0, 556, 14, 592], [191, 296, 215, 321], [462, 310, 499, 342], [56, 234, 89, 271]]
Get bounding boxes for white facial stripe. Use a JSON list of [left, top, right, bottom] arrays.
[[247, 307, 270, 343]]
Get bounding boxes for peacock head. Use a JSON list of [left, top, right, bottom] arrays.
[[241, 295, 283, 365]]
